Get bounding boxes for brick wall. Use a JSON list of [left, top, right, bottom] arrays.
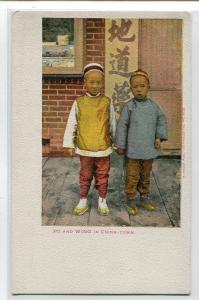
[[42, 19, 105, 156]]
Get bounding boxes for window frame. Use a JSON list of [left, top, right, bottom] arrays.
[[42, 18, 84, 75]]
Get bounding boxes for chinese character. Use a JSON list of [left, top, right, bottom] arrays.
[[108, 19, 136, 42], [112, 81, 131, 113], [109, 46, 131, 77]]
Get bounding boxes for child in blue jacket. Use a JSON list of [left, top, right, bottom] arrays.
[[115, 70, 168, 215]]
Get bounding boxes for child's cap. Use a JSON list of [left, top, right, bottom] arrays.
[[83, 63, 104, 76], [130, 69, 149, 83]]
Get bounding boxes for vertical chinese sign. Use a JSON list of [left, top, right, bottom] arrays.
[[105, 19, 138, 114]]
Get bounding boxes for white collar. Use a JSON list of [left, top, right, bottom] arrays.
[[86, 92, 101, 98]]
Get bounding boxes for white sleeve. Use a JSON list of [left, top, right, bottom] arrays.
[[109, 103, 116, 140], [63, 101, 78, 148]]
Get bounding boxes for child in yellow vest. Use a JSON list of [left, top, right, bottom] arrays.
[[63, 63, 116, 216]]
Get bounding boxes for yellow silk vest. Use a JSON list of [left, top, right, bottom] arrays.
[[76, 95, 111, 151]]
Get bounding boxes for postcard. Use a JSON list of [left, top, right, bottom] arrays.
[[11, 10, 191, 294]]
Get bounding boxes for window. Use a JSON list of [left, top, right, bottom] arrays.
[[42, 18, 84, 75]]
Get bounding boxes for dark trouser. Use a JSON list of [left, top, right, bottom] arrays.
[[79, 156, 110, 198], [125, 158, 153, 200]]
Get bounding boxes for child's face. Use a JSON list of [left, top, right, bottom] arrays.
[[84, 71, 104, 96], [130, 75, 149, 100]]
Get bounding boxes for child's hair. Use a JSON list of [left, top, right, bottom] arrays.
[[129, 69, 150, 84]]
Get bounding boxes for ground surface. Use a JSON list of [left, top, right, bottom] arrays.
[[42, 153, 180, 227]]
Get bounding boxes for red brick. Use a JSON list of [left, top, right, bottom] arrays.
[[43, 106, 49, 111], [86, 45, 94, 50], [58, 112, 67, 117], [87, 28, 103, 33], [51, 135, 63, 141], [42, 95, 48, 100], [50, 139, 62, 147], [66, 96, 76, 101], [63, 112, 69, 116], [50, 146, 59, 151], [63, 100, 74, 107], [86, 21, 95, 27], [43, 90, 57, 95], [50, 144, 61, 149], [66, 84, 83, 89], [42, 84, 49, 89], [94, 45, 104, 51], [94, 33, 104, 39], [49, 84, 66, 89], [66, 107, 73, 113], [43, 123, 58, 128], [94, 57, 105, 63], [58, 101, 68, 106], [87, 50, 103, 56], [87, 39, 103, 45], [52, 143, 63, 150], [42, 112, 57, 117], [86, 33, 94, 39], [85, 57, 96, 63], [62, 117, 70, 122], [50, 128, 64, 135], [50, 106, 68, 111], [58, 90, 75, 95], [75, 90, 84, 96], [45, 117, 62, 122], [49, 95, 65, 100], [94, 21, 105, 26], [86, 39, 96, 45], [58, 123, 66, 128], [51, 139, 62, 144], [42, 128, 49, 136], [43, 100, 57, 106]]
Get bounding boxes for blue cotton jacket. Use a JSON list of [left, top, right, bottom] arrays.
[[115, 97, 168, 159]]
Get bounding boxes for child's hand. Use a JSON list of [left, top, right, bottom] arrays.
[[115, 147, 126, 155], [65, 148, 76, 157], [154, 138, 161, 149]]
